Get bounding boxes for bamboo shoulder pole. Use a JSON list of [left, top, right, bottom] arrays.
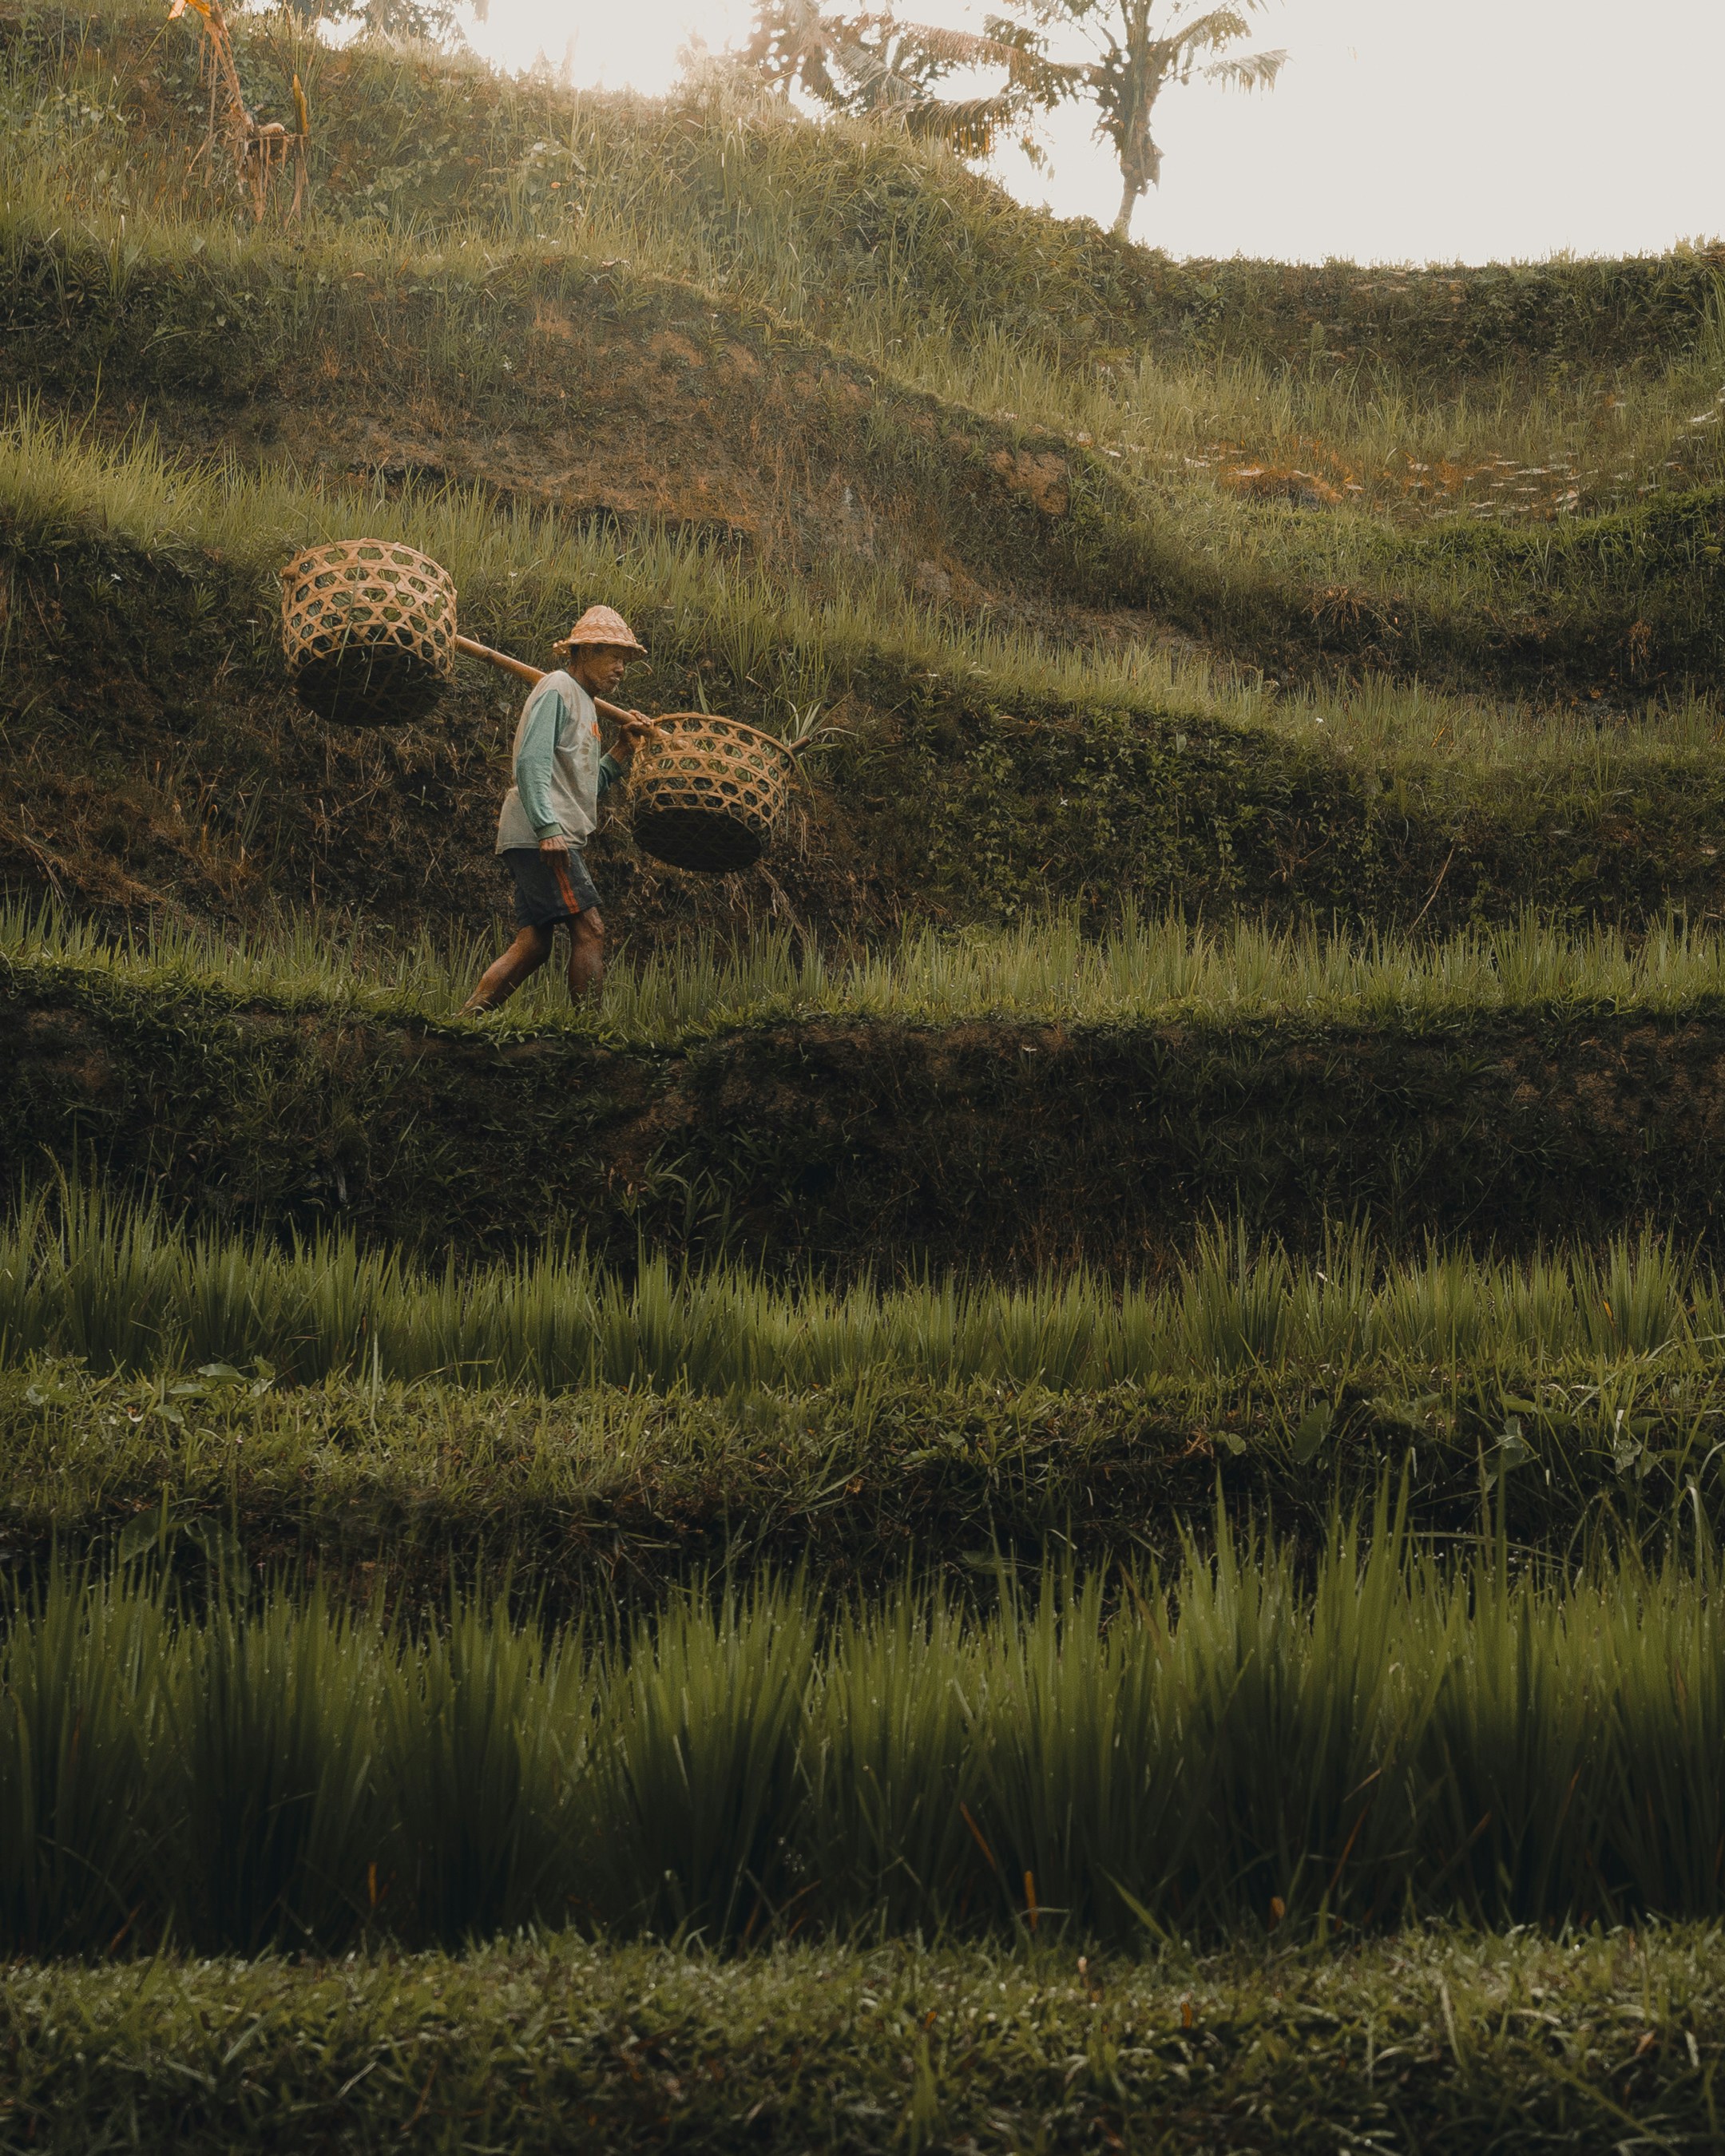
[[453, 634, 664, 737], [454, 633, 543, 687]]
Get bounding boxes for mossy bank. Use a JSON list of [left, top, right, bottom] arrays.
[[10, 951, 1725, 1266]]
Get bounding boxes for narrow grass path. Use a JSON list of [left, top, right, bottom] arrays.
[[4, 1353, 1719, 1606], [4, 1931, 1719, 2151]]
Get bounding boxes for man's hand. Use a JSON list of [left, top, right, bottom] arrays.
[[610, 709, 658, 761], [538, 834, 569, 854]]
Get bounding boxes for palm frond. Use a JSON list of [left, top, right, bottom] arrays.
[[740, 5, 1075, 153], [904, 90, 1017, 157], [1171, 6, 1255, 46], [1203, 45, 1288, 90], [855, 14, 1080, 94]]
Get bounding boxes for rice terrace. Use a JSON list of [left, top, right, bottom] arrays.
[[2, 0, 1725, 2146]]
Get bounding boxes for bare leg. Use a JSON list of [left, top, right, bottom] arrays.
[[461, 925, 553, 1014], [566, 910, 605, 1001]]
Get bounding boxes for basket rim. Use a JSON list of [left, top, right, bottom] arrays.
[[636, 711, 803, 774], [279, 538, 452, 585]]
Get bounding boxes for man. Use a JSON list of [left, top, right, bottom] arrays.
[[460, 604, 656, 1015]]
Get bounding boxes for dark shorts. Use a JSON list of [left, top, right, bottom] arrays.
[[502, 846, 601, 928]]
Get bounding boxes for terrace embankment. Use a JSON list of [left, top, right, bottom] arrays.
[[0, 221, 1162, 615], [8, 215, 1724, 698], [10, 961, 1725, 1265], [8, 516, 1725, 941]]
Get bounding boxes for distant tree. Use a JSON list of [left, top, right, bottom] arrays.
[[279, 0, 462, 47], [359, 0, 458, 40], [743, 2, 1064, 161], [1011, 1, 1287, 236]]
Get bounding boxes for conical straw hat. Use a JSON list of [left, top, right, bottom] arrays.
[[552, 604, 648, 657]]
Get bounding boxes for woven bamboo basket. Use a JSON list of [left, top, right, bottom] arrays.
[[629, 713, 799, 874], [280, 539, 456, 723]]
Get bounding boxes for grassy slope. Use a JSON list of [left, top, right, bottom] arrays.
[[5, 148, 1722, 697], [9, 197, 1721, 692], [3, 2, 1725, 940], [5, 7, 1725, 2066], [7, 419, 1725, 941], [11, 0, 1717, 382], [8, 1932, 1722, 2153], [0, 207, 1160, 608]]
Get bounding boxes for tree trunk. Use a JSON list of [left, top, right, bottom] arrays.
[[1112, 171, 1141, 239]]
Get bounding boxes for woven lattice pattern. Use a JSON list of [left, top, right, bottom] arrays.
[[629, 715, 797, 874], [280, 540, 456, 724]]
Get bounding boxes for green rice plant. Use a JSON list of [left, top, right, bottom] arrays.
[[1591, 1540, 1725, 1915], [951, 1274, 1109, 1392], [0, 1567, 166, 1953], [581, 1579, 818, 1942], [1172, 1222, 1294, 1374], [166, 1588, 383, 1952], [1578, 1234, 1690, 1357], [1275, 1223, 1380, 1369], [380, 1594, 597, 1944], [970, 1512, 1399, 1940], [1375, 1245, 1489, 1368], [32, 1182, 187, 1372], [14, 1510, 1725, 1950], [959, 1508, 1725, 1939], [1413, 1553, 1612, 1925], [963, 1566, 1180, 1939], [26, 891, 1725, 1049], [1502, 1246, 1586, 1365], [801, 1591, 978, 1937]]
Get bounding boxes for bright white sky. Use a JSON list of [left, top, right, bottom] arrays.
[[457, 0, 1725, 264]]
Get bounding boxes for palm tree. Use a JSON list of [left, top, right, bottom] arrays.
[[744, 2, 1066, 160], [1016, 0, 1287, 236]]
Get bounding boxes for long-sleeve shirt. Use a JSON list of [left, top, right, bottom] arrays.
[[494, 669, 625, 854]]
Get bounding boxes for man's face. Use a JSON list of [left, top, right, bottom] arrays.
[[569, 644, 634, 697]]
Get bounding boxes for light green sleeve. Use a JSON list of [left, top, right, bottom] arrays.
[[514, 689, 568, 838]]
